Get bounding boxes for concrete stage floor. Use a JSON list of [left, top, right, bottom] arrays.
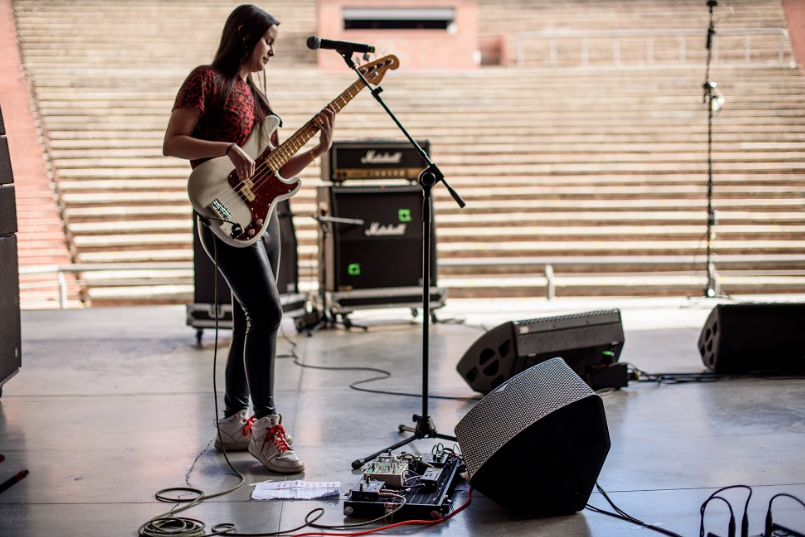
[[1, 295, 804, 537]]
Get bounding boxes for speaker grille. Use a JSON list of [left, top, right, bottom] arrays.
[[515, 309, 620, 330], [455, 357, 596, 480]]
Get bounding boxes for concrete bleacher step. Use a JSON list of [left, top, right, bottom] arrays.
[[12, 0, 805, 304]]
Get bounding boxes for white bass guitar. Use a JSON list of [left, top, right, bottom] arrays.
[[187, 55, 399, 247]]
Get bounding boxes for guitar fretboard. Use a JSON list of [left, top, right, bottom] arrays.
[[264, 71, 376, 173]]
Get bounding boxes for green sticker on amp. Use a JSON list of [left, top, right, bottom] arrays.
[[398, 208, 412, 222], [347, 263, 361, 276]]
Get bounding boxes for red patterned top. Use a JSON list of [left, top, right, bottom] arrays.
[[173, 66, 277, 168]]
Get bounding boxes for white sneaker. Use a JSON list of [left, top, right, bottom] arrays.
[[248, 415, 304, 473], [213, 410, 255, 452]]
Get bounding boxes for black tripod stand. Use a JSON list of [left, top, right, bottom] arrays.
[[327, 49, 466, 470], [702, 0, 726, 298], [295, 213, 367, 334]]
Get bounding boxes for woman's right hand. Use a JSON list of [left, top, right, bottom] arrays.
[[227, 144, 256, 180]]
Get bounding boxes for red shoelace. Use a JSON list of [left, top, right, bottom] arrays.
[[242, 416, 256, 437], [261, 424, 291, 453]]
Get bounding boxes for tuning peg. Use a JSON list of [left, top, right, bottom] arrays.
[[362, 52, 370, 62], [353, 55, 361, 65]]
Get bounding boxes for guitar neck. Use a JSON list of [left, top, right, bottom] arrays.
[[264, 77, 368, 172]]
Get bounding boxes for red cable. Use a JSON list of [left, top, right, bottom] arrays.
[[290, 487, 473, 537]]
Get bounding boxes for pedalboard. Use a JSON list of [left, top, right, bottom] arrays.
[[344, 450, 465, 520]]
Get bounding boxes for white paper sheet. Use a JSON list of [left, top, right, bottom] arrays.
[[251, 480, 341, 501]]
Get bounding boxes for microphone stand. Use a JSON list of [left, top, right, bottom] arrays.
[[702, 0, 722, 298], [334, 49, 467, 469]]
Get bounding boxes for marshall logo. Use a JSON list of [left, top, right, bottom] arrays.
[[360, 150, 403, 165], [365, 222, 407, 236]]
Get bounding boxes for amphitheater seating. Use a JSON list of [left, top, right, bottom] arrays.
[[10, 0, 805, 305]]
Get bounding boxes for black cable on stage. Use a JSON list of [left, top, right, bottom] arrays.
[[699, 485, 752, 537], [139, 232, 328, 537], [277, 326, 482, 402], [700, 496, 736, 537], [764, 493, 805, 537], [586, 482, 685, 537], [628, 363, 805, 385]]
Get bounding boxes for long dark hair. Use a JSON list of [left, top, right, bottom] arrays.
[[211, 5, 280, 127]]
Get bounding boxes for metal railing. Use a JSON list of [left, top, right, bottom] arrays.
[[19, 262, 193, 309], [513, 28, 793, 68], [19, 254, 805, 307]]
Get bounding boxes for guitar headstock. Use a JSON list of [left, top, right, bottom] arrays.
[[358, 55, 399, 85]]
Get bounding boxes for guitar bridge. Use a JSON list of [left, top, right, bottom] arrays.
[[209, 199, 232, 222]]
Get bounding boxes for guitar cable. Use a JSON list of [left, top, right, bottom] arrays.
[[139, 221, 432, 536], [138, 221, 249, 536]]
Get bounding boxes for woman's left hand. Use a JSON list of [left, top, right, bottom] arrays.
[[313, 104, 336, 154]]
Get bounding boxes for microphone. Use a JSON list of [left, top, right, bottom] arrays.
[[306, 35, 375, 54]]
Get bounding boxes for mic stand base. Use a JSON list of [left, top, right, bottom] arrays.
[[351, 414, 457, 470]]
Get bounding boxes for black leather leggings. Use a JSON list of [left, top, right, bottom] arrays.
[[197, 211, 282, 420]]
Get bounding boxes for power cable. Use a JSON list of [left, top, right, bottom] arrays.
[[586, 482, 685, 537]]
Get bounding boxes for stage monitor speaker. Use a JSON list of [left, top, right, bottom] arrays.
[[0, 234, 22, 393], [457, 309, 625, 393], [698, 302, 805, 374], [188, 200, 303, 328], [455, 357, 610, 514], [317, 184, 437, 292]]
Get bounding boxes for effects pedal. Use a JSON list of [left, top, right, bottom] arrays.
[[363, 455, 409, 488], [349, 477, 385, 502], [344, 450, 466, 520]]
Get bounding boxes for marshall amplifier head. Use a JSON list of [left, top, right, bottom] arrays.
[[321, 140, 430, 182]]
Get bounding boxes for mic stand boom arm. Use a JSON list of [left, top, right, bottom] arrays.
[[336, 51, 465, 469], [340, 53, 466, 210]]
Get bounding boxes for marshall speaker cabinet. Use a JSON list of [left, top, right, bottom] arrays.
[[0, 99, 22, 398], [187, 199, 306, 337], [316, 184, 445, 315]]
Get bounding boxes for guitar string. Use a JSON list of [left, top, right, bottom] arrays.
[[217, 61, 387, 208], [211, 72, 377, 225], [235, 77, 366, 198], [215, 79, 365, 208], [216, 64, 384, 210]]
